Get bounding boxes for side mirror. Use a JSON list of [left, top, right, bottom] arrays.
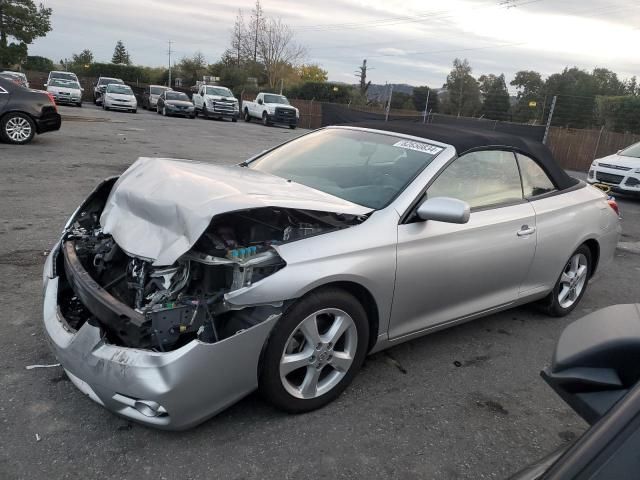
[[542, 304, 640, 425], [416, 197, 470, 224], [258, 98, 263, 105]]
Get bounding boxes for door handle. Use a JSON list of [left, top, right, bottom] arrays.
[[517, 225, 536, 237]]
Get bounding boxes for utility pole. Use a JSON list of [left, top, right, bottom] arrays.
[[423, 89, 430, 124], [543, 95, 557, 145], [167, 40, 173, 87], [385, 84, 394, 122], [457, 77, 464, 117]]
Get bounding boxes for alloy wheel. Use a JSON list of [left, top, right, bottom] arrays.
[[5, 116, 32, 143], [558, 253, 588, 309], [279, 308, 358, 399]]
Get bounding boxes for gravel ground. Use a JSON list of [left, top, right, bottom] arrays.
[[1, 104, 638, 480]]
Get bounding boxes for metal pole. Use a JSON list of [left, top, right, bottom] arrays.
[[385, 84, 393, 122], [423, 89, 430, 124], [543, 95, 557, 145], [593, 125, 605, 160], [168, 40, 173, 87]]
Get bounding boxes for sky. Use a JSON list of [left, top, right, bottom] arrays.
[[32, 0, 640, 92]]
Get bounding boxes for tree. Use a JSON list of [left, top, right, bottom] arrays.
[[257, 17, 305, 88], [591, 68, 625, 96], [411, 85, 439, 113], [23, 54, 53, 71], [441, 58, 481, 117], [356, 59, 371, 95], [479, 74, 510, 120], [230, 9, 246, 66], [0, 0, 52, 67], [510, 70, 544, 123], [390, 92, 412, 110], [72, 49, 94, 66], [248, 0, 265, 63], [177, 51, 207, 85], [298, 64, 327, 83], [111, 40, 130, 65]]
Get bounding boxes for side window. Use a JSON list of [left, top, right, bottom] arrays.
[[516, 153, 556, 198], [428, 150, 523, 209]]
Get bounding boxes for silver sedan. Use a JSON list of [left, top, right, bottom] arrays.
[[42, 124, 621, 429]]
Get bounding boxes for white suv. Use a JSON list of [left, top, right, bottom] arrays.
[[588, 142, 640, 196]]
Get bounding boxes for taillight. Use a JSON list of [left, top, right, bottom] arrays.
[[46, 92, 58, 112], [607, 197, 620, 217]]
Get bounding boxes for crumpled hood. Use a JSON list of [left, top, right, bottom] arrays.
[[100, 157, 371, 266]]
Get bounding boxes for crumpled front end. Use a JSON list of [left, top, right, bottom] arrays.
[[42, 171, 366, 428]]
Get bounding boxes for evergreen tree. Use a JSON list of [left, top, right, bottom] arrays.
[[111, 40, 130, 65]]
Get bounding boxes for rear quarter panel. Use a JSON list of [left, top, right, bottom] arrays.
[[521, 184, 620, 296]]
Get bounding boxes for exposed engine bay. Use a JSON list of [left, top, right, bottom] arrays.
[[56, 179, 365, 352]]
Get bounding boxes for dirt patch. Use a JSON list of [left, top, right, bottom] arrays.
[[0, 249, 47, 267]]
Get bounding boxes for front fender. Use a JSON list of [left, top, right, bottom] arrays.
[[224, 209, 398, 335]]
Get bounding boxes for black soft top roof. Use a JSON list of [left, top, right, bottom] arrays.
[[342, 121, 578, 190]]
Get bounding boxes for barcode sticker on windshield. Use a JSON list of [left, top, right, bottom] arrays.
[[393, 140, 443, 155]]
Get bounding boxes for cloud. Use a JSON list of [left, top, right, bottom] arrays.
[[29, 0, 640, 87]]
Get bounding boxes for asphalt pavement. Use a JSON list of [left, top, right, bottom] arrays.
[[1, 104, 638, 480]]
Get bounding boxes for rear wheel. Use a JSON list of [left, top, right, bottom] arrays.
[[541, 245, 592, 317], [1, 112, 36, 144], [244, 109, 251, 122], [289, 124, 297, 129], [259, 288, 369, 413]]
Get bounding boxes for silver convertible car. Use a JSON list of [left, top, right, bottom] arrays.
[[42, 123, 621, 429]]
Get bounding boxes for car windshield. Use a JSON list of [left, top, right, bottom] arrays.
[[50, 79, 80, 89], [264, 94, 289, 105], [205, 86, 233, 96], [150, 86, 167, 95], [619, 143, 640, 158], [107, 84, 133, 94], [249, 128, 444, 209], [99, 78, 123, 85], [166, 92, 190, 101], [51, 72, 77, 81]]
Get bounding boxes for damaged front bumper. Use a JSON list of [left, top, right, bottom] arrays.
[[42, 244, 279, 430]]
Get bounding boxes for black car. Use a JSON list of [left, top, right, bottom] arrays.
[[156, 90, 195, 118], [0, 78, 61, 145], [511, 303, 640, 479]]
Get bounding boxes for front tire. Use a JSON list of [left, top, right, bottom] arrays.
[[0, 112, 36, 144], [162, 106, 167, 116], [541, 245, 592, 317], [259, 288, 369, 413], [262, 112, 270, 126]]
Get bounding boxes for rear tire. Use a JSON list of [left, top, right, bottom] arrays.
[[244, 109, 251, 122], [259, 288, 369, 413], [0, 112, 36, 145], [289, 124, 297, 129], [540, 245, 592, 317]]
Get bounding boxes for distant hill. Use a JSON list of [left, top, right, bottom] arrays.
[[366, 83, 414, 102]]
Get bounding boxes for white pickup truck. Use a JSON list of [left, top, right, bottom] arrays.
[[192, 85, 239, 121], [242, 92, 299, 129]]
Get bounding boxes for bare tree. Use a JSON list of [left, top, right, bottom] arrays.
[[258, 18, 305, 88], [249, 0, 265, 63], [230, 9, 245, 66]]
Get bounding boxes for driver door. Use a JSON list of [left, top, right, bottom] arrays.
[[389, 149, 537, 340]]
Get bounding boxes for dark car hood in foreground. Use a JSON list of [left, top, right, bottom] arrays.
[[100, 157, 372, 265]]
